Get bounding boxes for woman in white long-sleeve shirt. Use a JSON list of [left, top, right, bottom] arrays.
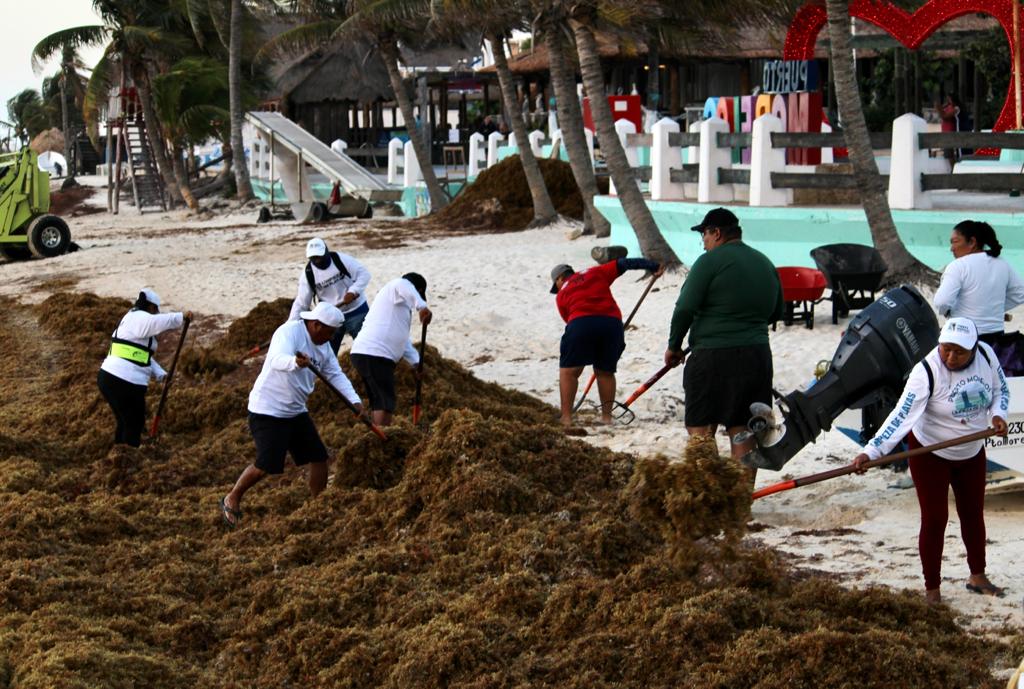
[[853, 317, 1009, 604], [220, 302, 364, 529], [934, 220, 1024, 346], [97, 288, 190, 447]]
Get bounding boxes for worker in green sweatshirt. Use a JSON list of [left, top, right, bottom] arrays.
[[665, 207, 783, 459]]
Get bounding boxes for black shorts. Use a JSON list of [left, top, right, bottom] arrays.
[[683, 344, 773, 428], [248, 411, 328, 474], [559, 315, 626, 372], [351, 353, 397, 412]]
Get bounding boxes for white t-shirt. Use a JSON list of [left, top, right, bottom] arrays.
[[862, 342, 1009, 461], [100, 309, 184, 386], [933, 253, 1024, 334], [350, 278, 427, 364], [248, 319, 361, 418], [288, 251, 371, 321]]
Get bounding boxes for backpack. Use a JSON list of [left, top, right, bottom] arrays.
[[305, 252, 351, 299], [921, 346, 992, 398]]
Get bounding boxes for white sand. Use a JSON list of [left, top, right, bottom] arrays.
[[4, 180, 1022, 636]]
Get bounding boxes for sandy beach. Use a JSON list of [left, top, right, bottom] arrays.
[[3, 179, 1022, 648]]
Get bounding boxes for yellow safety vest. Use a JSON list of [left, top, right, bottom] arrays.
[[109, 337, 153, 366], [109, 311, 155, 366]]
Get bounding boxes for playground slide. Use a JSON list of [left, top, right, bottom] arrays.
[[245, 111, 400, 221]]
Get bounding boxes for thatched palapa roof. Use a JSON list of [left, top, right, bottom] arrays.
[[29, 128, 64, 155]]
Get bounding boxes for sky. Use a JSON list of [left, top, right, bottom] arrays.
[[1, 0, 105, 125]]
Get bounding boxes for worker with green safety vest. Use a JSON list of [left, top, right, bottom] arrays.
[[97, 288, 191, 447]]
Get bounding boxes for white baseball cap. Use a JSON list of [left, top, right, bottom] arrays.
[[139, 287, 161, 307], [938, 317, 978, 350], [306, 237, 328, 258], [299, 302, 344, 328]]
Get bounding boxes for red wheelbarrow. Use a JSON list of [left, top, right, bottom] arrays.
[[774, 266, 827, 330]]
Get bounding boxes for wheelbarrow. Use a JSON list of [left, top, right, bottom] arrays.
[[810, 243, 887, 324], [774, 266, 827, 330]]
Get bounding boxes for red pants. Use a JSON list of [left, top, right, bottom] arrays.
[[907, 433, 987, 591]]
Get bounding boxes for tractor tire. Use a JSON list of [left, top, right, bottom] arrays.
[[310, 202, 329, 223], [0, 245, 32, 261], [26, 215, 71, 258], [257, 206, 271, 224], [358, 202, 373, 219]]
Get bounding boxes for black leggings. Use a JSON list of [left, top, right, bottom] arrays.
[[97, 369, 148, 447]]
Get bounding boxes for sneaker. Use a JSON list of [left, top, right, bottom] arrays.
[[888, 474, 915, 490]]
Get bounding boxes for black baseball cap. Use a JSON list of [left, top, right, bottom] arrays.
[[691, 207, 740, 233], [403, 272, 427, 300]]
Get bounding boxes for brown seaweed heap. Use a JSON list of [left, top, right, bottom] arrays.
[[0, 293, 1013, 688]]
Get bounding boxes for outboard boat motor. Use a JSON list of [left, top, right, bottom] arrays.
[[741, 284, 939, 471]]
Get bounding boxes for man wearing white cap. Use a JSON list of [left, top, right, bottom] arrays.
[[853, 317, 1009, 604], [97, 288, 191, 447], [220, 302, 363, 528], [288, 237, 371, 354]]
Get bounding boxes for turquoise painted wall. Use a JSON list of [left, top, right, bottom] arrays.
[[251, 178, 464, 218], [594, 197, 1024, 274]]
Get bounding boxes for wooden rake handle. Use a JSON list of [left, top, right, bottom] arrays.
[[752, 428, 999, 500], [150, 315, 192, 438]]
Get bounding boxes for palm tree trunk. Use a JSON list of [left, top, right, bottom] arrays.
[[135, 69, 182, 207], [545, 27, 610, 237], [488, 32, 558, 226], [825, 0, 934, 283], [172, 145, 198, 210], [380, 41, 448, 211], [59, 73, 73, 178], [229, 0, 253, 202], [569, 20, 679, 266]]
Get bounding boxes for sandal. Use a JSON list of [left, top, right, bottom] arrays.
[[219, 496, 242, 530], [965, 581, 1005, 597]]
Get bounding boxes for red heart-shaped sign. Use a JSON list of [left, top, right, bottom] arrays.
[[785, 0, 1021, 134]]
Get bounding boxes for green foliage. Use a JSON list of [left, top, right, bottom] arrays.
[[152, 57, 232, 145], [6, 90, 50, 143], [965, 28, 1010, 130]]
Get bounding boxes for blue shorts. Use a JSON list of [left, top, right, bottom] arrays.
[[330, 301, 369, 354], [559, 315, 625, 372]]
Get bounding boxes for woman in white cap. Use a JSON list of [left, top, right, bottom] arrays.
[[97, 288, 191, 447], [220, 302, 363, 529], [853, 317, 1009, 604]]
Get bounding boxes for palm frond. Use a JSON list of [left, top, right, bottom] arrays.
[[121, 25, 196, 57], [82, 46, 117, 145], [210, 0, 232, 49], [31, 25, 108, 74], [255, 19, 342, 61], [180, 104, 231, 138], [184, 0, 212, 48]]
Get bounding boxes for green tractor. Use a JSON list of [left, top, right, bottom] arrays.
[[0, 148, 72, 260]]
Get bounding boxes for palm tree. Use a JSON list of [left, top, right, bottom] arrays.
[[32, 30, 102, 179], [567, 11, 679, 265], [228, 0, 254, 201], [825, 0, 935, 283], [152, 56, 233, 209], [261, 0, 449, 211], [424, 0, 557, 224], [185, 0, 257, 201], [342, 0, 449, 210], [543, 22, 611, 237], [62, 2, 189, 206], [6, 90, 50, 145], [486, 31, 558, 225]]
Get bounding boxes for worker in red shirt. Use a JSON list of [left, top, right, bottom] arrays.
[[550, 258, 663, 427]]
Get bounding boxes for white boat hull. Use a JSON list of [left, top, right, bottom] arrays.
[[984, 377, 1024, 493]]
